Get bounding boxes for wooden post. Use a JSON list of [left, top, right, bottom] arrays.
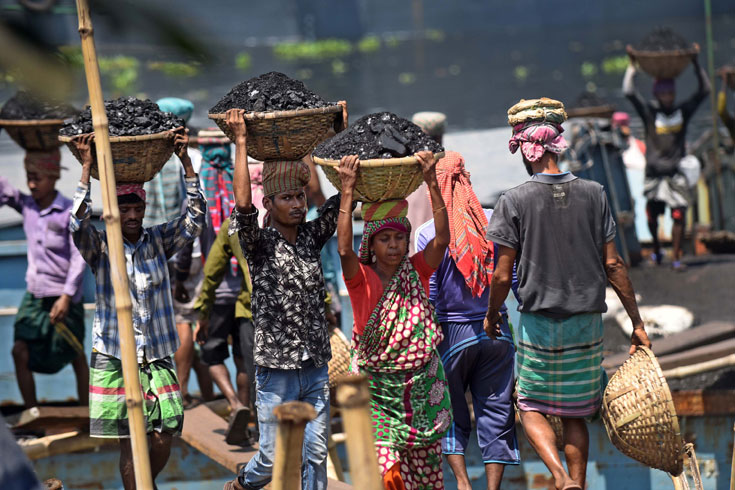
[[73, 1, 153, 489], [272, 401, 317, 490], [335, 375, 383, 490]]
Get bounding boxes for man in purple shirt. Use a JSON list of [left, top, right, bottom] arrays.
[[415, 151, 519, 490], [0, 149, 88, 409]]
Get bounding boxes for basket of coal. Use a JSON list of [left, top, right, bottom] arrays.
[[0, 91, 77, 151], [566, 92, 615, 120], [627, 27, 699, 80], [58, 97, 183, 183], [312, 112, 444, 202], [601, 346, 684, 476], [507, 97, 568, 127], [209, 72, 342, 161]]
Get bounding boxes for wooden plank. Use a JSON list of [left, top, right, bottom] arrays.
[[603, 321, 735, 370], [671, 390, 735, 416], [656, 338, 735, 371], [10, 406, 89, 432], [19, 430, 116, 460], [181, 404, 352, 489]]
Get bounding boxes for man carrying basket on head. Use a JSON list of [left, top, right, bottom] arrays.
[[224, 103, 347, 490], [69, 130, 206, 490], [485, 99, 651, 490]]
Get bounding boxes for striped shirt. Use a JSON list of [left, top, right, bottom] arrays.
[[70, 176, 206, 362]]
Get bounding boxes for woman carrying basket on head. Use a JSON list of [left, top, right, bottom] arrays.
[[336, 152, 452, 490]]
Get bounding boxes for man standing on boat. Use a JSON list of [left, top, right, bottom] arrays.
[[0, 149, 88, 409], [224, 104, 346, 490], [69, 131, 206, 490], [485, 100, 651, 490]]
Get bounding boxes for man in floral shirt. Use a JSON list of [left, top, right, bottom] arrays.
[[224, 105, 346, 490]]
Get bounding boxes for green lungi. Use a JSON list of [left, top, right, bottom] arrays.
[[89, 351, 184, 438], [14, 292, 85, 374]]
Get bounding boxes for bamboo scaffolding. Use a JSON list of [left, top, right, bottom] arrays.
[[335, 375, 383, 490], [272, 401, 317, 490], [74, 1, 153, 488]]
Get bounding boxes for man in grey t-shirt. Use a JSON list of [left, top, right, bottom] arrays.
[[484, 99, 651, 490]]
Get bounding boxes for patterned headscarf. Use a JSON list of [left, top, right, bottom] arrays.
[[116, 183, 146, 201], [24, 149, 62, 179], [432, 151, 493, 297], [509, 121, 568, 162], [358, 200, 411, 264], [200, 142, 234, 235], [262, 160, 310, 198]]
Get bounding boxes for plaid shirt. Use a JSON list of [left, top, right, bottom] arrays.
[[70, 176, 205, 362]]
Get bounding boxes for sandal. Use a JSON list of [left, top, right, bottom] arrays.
[[225, 406, 251, 446]]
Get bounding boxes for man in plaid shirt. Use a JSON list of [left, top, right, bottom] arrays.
[[69, 132, 205, 490]]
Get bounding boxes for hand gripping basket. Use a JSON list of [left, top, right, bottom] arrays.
[[313, 152, 445, 203], [628, 45, 699, 80], [208, 105, 342, 161], [328, 327, 351, 389], [0, 119, 65, 151], [601, 346, 684, 476], [58, 128, 181, 183]]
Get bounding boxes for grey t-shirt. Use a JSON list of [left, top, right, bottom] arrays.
[[486, 172, 616, 317]]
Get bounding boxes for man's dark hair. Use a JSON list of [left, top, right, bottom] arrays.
[[118, 193, 144, 205]]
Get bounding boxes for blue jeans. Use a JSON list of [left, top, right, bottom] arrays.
[[238, 360, 330, 490]]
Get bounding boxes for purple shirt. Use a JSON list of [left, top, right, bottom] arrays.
[[0, 177, 85, 302], [415, 209, 514, 340]]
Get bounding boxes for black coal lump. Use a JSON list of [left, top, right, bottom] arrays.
[[59, 96, 185, 137], [0, 91, 77, 120], [210, 71, 332, 113], [637, 27, 691, 52], [313, 112, 443, 160]]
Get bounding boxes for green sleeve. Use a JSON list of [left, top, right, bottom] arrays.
[[193, 224, 232, 319]]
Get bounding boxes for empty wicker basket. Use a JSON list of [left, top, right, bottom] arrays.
[[208, 105, 342, 161], [313, 152, 445, 203], [601, 346, 684, 476], [0, 119, 65, 151], [328, 328, 351, 389], [58, 129, 180, 183], [628, 46, 698, 80]]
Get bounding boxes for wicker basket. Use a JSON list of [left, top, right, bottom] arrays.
[[58, 129, 180, 183], [313, 152, 445, 202], [601, 346, 684, 476], [328, 328, 351, 389], [0, 119, 65, 151], [629, 47, 698, 80], [566, 105, 616, 120], [208, 105, 342, 161]]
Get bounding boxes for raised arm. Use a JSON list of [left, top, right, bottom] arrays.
[[69, 134, 102, 267], [336, 155, 360, 280], [0, 176, 26, 213], [622, 60, 649, 122], [681, 52, 711, 118], [228, 109, 252, 213], [417, 151, 448, 269], [603, 240, 651, 354]]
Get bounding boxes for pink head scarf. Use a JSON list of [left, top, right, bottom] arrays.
[[116, 183, 146, 201], [508, 122, 568, 162]]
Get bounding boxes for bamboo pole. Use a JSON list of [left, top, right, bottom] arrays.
[[662, 354, 735, 379], [335, 375, 383, 490], [74, 1, 153, 488], [272, 401, 317, 490]]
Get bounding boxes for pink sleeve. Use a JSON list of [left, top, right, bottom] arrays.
[[411, 250, 436, 282]]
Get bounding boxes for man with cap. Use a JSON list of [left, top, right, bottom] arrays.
[[623, 51, 710, 269], [224, 106, 346, 490], [485, 100, 651, 490], [69, 130, 206, 490], [0, 148, 88, 409]]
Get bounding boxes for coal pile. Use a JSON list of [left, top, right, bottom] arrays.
[[573, 91, 610, 108], [313, 112, 443, 160], [59, 97, 185, 137], [637, 27, 691, 52], [0, 91, 77, 120], [210, 72, 331, 114]]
